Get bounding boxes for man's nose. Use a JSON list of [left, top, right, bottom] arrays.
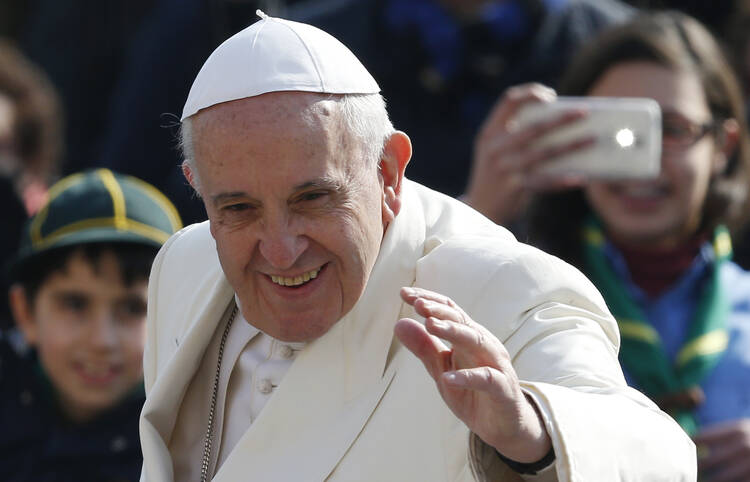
[[258, 217, 309, 270]]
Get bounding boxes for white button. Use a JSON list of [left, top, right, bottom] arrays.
[[258, 378, 273, 394], [279, 345, 294, 359]]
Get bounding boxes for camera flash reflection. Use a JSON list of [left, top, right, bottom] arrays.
[[615, 128, 636, 148]]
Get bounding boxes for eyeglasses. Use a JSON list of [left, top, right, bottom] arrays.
[[661, 113, 715, 153]]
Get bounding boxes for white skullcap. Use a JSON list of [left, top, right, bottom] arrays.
[[181, 10, 380, 120]]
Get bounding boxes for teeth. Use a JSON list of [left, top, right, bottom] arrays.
[[270, 267, 322, 287]]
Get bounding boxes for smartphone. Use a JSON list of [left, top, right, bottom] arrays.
[[514, 96, 662, 179]]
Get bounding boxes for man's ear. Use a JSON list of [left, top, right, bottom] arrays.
[[712, 118, 739, 175], [182, 160, 198, 192], [9, 284, 37, 346], [380, 131, 412, 224]]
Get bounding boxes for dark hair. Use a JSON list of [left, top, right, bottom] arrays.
[[13, 242, 158, 303], [725, 1, 750, 97], [527, 10, 750, 267], [0, 39, 62, 183]]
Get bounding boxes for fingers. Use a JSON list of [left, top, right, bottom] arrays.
[[479, 83, 556, 140], [442, 367, 516, 402], [466, 84, 593, 225], [695, 419, 750, 443], [521, 136, 596, 191], [401, 287, 476, 333], [400, 287, 509, 363], [394, 317, 451, 381], [400, 286, 456, 306], [477, 109, 588, 172], [699, 438, 747, 471], [695, 420, 750, 474], [504, 110, 588, 154], [700, 453, 750, 482]]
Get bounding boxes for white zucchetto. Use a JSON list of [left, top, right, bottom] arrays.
[[181, 10, 380, 120]]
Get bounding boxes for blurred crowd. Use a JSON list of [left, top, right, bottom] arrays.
[[1, 0, 750, 481]]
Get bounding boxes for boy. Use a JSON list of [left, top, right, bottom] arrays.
[[1, 168, 181, 481]]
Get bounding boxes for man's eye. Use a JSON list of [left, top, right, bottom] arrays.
[[299, 191, 327, 202], [223, 203, 250, 212]]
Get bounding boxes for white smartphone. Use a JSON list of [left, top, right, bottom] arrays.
[[514, 96, 662, 179]]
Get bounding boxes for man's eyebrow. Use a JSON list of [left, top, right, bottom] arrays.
[[210, 191, 252, 205], [209, 178, 345, 205], [293, 177, 345, 192]]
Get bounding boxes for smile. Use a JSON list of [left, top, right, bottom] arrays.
[[74, 360, 121, 385], [269, 266, 322, 287]]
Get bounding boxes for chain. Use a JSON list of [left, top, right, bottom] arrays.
[[200, 305, 238, 482]]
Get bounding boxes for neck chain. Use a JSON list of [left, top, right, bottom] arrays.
[[200, 305, 238, 482]]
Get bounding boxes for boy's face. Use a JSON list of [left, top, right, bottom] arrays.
[[11, 249, 148, 422]]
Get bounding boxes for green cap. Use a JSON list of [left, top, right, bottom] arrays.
[[12, 168, 182, 274]]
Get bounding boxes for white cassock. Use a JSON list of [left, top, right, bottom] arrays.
[[140, 180, 696, 481]]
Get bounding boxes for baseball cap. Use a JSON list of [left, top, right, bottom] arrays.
[[10, 168, 182, 276], [181, 10, 380, 120]]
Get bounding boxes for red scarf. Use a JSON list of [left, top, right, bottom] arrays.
[[611, 234, 708, 298]]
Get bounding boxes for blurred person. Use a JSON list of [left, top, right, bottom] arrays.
[[91, 0, 309, 226], [18, 0, 157, 177], [724, 0, 750, 269], [622, 0, 736, 37], [139, 13, 695, 481], [0, 38, 63, 331], [16, 0, 309, 227], [289, 0, 634, 199], [725, 0, 750, 147], [0, 38, 62, 214], [468, 11, 750, 481], [1, 168, 181, 482]]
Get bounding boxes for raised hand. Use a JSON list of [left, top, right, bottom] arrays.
[[463, 83, 592, 226], [394, 286, 551, 463], [695, 419, 750, 481]]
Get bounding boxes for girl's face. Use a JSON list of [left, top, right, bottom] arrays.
[[584, 61, 728, 250]]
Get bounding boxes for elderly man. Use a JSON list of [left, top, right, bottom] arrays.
[[139, 12, 694, 481]]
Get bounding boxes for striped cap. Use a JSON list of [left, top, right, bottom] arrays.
[[12, 169, 182, 271]]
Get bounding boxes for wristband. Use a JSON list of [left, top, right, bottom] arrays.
[[496, 446, 556, 475]]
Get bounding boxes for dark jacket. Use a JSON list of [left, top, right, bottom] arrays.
[[290, 0, 634, 197], [0, 333, 144, 482]]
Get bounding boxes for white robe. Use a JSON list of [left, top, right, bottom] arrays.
[[140, 180, 695, 481]]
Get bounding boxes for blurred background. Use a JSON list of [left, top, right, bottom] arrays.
[[0, 0, 747, 221], [0, 0, 748, 303]]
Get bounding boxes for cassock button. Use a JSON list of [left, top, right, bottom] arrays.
[[258, 378, 274, 394]]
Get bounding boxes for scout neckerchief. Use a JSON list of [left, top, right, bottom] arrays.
[[582, 219, 731, 435]]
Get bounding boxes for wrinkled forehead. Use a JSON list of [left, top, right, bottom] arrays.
[[188, 92, 367, 173], [192, 92, 340, 139]]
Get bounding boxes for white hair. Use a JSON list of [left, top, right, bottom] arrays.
[[333, 93, 395, 170], [179, 93, 394, 190]]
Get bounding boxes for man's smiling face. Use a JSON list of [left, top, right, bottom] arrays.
[[188, 92, 388, 342]]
